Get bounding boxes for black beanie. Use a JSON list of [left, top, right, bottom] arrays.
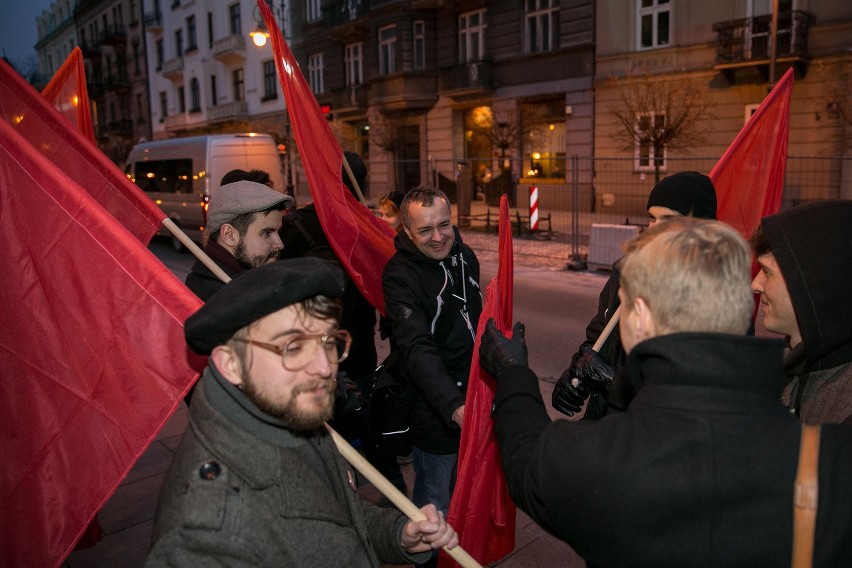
[[646, 171, 717, 219]]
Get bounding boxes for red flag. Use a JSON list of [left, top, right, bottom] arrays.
[[0, 58, 164, 244], [257, 0, 396, 314], [441, 196, 516, 567], [0, 119, 205, 568], [711, 68, 792, 238], [40, 47, 96, 143]]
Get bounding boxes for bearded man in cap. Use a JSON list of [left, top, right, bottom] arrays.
[[552, 171, 718, 418], [750, 200, 852, 424], [147, 259, 458, 567], [184, 180, 294, 301]]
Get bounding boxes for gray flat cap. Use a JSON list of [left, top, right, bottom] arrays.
[[206, 180, 294, 234]]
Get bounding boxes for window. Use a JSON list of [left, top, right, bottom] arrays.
[[344, 43, 363, 86], [190, 78, 200, 112], [306, 0, 321, 22], [262, 60, 277, 100], [526, 0, 559, 53], [413, 21, 425, 70], [232, 68, 245, 101], [134, 159, 193, 193], [155, 38, 164, 69], [229, 3, 241, 36], [186, 15, 197, 51], [136, 93, 145, 123], [634, 112, 666, 171], [159, 91, 167, 120], [638, 0, 670, 50], [210, 74, 218, 106], [207, 12, 214, 48], [133, 42, 141, 74], [175, 28, 183, 57], [308, 53, 324, 94], [178, 85, 186, 113], [378, 25, 397, 75], [744, 103, 759, 124], [459, 9, 486, 63]]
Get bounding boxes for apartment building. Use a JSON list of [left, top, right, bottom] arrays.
[[290, 0, 595, 202], [143, 0, 292, 148], [35, 0, 79, 86], [594, 0, 852, 213]]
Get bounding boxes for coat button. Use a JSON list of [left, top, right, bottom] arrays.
[[199, 461, 221, 480]]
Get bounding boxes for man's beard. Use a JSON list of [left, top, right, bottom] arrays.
[[243, 376, 335, 431], [234, 239, 278, 269]]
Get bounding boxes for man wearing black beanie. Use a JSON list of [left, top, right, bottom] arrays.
[[750, 200, 852, 425], [552, 171, 718, 418]]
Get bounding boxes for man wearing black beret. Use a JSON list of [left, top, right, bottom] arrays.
[[147, 258, 458, 567]]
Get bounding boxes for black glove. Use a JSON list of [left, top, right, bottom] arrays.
[[479, 319, 527, 380], [333, 373, 367, 420], [552, 368, 590, 417], [573, 345, 616, 392]]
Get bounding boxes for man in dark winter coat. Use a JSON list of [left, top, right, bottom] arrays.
[[147, 259, 458, 567], [184, 178, 292, 301], [383, 186, 482, 567], [552, 171, 718, 418], [751, 200, 852, 424], [480, 218, 852, 568]]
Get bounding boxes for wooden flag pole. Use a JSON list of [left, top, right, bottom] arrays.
[[592, 304, 622, 353], [161, 218, 231, 284], [342, 154, 369, 207], [325, 425, 482, 568]]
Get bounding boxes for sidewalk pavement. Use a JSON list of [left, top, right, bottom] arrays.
[[63, 230, 588, 568]]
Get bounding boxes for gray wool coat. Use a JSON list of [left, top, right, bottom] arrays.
[[146, 366, 428, 567]]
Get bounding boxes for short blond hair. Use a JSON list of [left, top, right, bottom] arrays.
[[620, 218, 753, 335]]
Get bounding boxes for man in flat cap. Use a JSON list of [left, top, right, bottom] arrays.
[[552, 171, 718, 418], [147, 259, 458, 566], [185, 179, 294, 301], [750, 200, 852, 424]]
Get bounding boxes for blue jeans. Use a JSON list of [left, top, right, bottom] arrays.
[[411, 448, 458, 568]]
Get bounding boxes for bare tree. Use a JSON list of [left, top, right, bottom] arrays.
[[825, 60, 852, 130], [609, 72, 712, 182], [472, 105, 552, 174], [369, 109, 412, 190]]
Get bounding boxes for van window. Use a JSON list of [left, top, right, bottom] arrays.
[[134, 159, 194, 194]]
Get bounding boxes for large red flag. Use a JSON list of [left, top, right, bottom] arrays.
[[711, 68, 793, 237], [257, 0, 396, 314], [441, 196, 516, 567], [40, 47, 95, 143], [0, 58, 163, 244], [0, 119, 205, 568]]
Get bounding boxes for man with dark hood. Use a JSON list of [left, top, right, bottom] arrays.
[[147, 259, 458, 566], [751, 200, 852, 424], [552, 171, 718, 418]]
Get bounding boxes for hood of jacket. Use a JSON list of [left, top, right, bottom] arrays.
[[762, 200, 852, 372]]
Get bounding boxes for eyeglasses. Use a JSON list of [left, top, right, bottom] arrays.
[[233, 330, 352, 371]]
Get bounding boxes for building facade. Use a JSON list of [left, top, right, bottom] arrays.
[[594, 0, 852, 213], [35, 0, 80, 87], [290, 0, 595, 204]]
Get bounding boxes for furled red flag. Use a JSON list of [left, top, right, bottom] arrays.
[[0, 58, 163, 244], [0, 119, 206, 568], [257, 0, 396, 314], [40, 47, 95, 143], [710, 67, 793, 238], [441, 195, 516, 567]]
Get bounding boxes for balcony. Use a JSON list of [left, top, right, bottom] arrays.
[[100, 25, 127, 47], [369, 73, 438, 112], [161, 57, 184, 80], [105, 72, 130, 92], [80, 40, 101, 59], [322, 0, 370, 40], [713, 10, 812, 83], [439, 60, 494, 100], [207, 101, 249, 123], [106, 119, 134, 136], [144, 11, 162, 31], [164, 113, 189, 130], [212, 34, 245, 63], [321, 85, 368, 118]]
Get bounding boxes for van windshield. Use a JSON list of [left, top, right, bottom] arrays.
[[133, 159, 194, 194]]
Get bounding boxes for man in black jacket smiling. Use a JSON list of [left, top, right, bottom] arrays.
[[480, 218, 852, 567], [383, 186, 482, 568]]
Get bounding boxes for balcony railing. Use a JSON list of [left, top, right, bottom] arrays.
[[164, 113, 189, 129], [207, 101, 249, 122], [212, 34, 246, 62], [322, 0, 369, 26], [713, 10, 811, 65], [328, 85, 368, 113], [161, 57, 184, 79], [100, 25, 127, 46], [439, 60, 493, 94], [144, 11, 162, 30]]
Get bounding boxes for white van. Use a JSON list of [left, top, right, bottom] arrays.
[[124, 133, 285, 247]]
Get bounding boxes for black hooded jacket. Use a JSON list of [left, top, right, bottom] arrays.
[[762, 200, 852, 424], [382, 228, 482, 454]]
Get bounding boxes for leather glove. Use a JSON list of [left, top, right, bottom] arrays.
[[479, 319, 527, 380], [552, 367, 590, 417], [333, 374, 367, 420], [573, 345, 616, 392]]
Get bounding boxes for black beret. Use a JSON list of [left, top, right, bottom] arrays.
[[646, 171, 717, 220], [185, 258, 346, 354]]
